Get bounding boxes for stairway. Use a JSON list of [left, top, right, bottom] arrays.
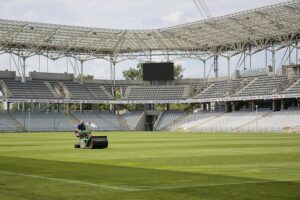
[[234, 111, 272, 131], [1, 112, 25, 131], [44, 81, 61, 98], [116, 115, 130, 130], [189, 112, 227, 131], [236, 77, 258, 95]]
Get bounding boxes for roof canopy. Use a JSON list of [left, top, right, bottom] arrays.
[[0, 0, 300, 59]]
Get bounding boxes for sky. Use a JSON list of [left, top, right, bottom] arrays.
[[0, 0, 296, 80]]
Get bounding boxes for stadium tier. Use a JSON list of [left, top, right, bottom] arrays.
[[123, 85, 190, 100], [0, 71, 300, 102], [156, 109, 300, 133], [193, 79, 241, 99], [0, 108, 299, 132]]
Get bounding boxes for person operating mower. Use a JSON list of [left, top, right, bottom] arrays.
[[74, 120, 108, 149], [74, 121, 92, 149]]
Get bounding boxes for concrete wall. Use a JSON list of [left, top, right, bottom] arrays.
[[30, 72, 74, 81], [0, 71, 16, 79], [135, 111, 146, 131]]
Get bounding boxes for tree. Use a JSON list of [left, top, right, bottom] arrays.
[[122, 64, 184, 80]]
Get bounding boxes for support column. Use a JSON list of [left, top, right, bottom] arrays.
[[110, 62, 112, 80], [265, 48, 268, 68], [80, 60, 84, 84], [203, 103, 207, 111], [272, 46, 276, 76], [251, 101, 255, 112], [80, 103, 82, 112], [7, 102, 10, 114], [17, 102, 20, 110], [289, 46, 291, 65], [272, 100, 276, 111], [214, 55, 218, 78], [281, 99, 285, 110], [225, 102, 229, 113], [113, 62, 116, 85], [249, 53, 252, 69], [203, 60, 206, 84], [22, 102, 25, 111], [243, 52, 246, 70], [227, 57, 230, 80], [231, 102, 236, 112], [22, 57, 26, 83], [296, 46, 299, 65]]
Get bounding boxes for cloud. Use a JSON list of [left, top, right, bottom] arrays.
[[162, 11, 184, 24], [0, 0, 291, 79]]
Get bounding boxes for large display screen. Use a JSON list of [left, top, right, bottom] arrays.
[[142, 62, 174, 81]]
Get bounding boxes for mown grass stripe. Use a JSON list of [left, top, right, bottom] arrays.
[[1, 170, 299, 192]]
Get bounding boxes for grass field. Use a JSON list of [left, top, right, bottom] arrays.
[[0, 132, 300, 200]]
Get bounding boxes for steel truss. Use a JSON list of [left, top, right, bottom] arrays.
[[0, 0, 300, 80]]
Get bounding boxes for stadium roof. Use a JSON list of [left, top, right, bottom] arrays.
[[0, 0, 300, 59]]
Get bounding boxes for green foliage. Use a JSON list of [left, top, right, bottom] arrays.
[[122, 63, 143, 80], [75, 74, 94, 80], [11, 102, 32, 111], [122, 63, 184, 80]]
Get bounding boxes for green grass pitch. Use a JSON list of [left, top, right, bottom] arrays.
[[0, 132, 300, 200]]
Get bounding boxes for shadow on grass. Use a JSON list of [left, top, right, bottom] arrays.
[[0, 156, 299, 200]]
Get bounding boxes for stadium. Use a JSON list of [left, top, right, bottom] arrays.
[[0, 0, 300, 199]]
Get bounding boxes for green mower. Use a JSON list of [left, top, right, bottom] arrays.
[[74, 123, 108, 149]]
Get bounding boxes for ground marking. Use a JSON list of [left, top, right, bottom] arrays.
[[0, 170, 299, 192]]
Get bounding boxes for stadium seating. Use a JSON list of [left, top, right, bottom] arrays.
[[154, 111, 185, 130], [63, 81, 114, 100], [72, 111, 123, 131], [10, 112, 74, 131], [236, 76, 287, 96], [123, 85, 190, 100], [3, 80, 57, 99], [282, 78, 300, 94], [0, 112, 23, 131], [239, 109, 300, 132], [194, 80, 240, 99], [122, 111, 144, 130], [164, 109, 300, 132]]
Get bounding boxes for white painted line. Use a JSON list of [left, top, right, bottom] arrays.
[[0, 170, 138, 192], [134, 179, 300, 191], [0, 170, 299, 192]]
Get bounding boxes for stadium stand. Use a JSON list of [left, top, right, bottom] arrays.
[[236, 76, 287, 96], [3, 79, 57, 99], [11, 112, 73, 131], [282, 77, 300, 94], [0, 112, 24, 132], [123, 85, 190, 100], [63, 81, 114, 100], [239, 109, 300, 132], [154, 111, 185, 130], [72, 111, 123, 131], [160, 108, 300, 132], [194, 80, 240, 99], [122, 111, 144, 130]]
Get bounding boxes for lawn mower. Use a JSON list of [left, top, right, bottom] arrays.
[[74, 122, 108, 149]]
